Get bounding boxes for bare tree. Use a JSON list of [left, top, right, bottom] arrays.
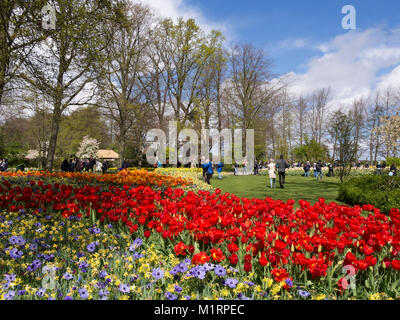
[[96, 2, 153, 165], [367, 91, 384, 164], [296, 96, 308, 147], [309, 88, 330, 145], [138, 33, 170, 130], [23, 91, 52, 169], [225, 44, 273, 130], [328, 108, 359, 182]]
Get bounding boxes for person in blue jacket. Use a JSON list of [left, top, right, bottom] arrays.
[[217, 162, 224, 179], [202, 159, 214, 185]]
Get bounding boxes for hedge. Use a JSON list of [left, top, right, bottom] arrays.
[[337, 175, 400, 213]]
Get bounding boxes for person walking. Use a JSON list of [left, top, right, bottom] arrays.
[[217, 162, 224, 179], [202, 159, 213, 185], [328, 163, 334, 177], [316, 160, 323, 181], [102, 160, 111, 174], [201, 158, 207, 180], [376, 161, 383, 175], [390, 163, 397, 176], [312, 162, 317, 178], [276, 155, 289, 189], [254, 160, 259, 175], [95, 160, 103, 173], [243, 159, 248, 176], [303, 161, 311, 177], [234, 161, 239, 176], [267, 159, 277, 188]]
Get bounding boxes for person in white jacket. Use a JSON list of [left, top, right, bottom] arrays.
[[95, 160, 103, 173], [267, 159, 277, 188]]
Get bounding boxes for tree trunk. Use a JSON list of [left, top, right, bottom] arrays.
[[0, 44, 10, 107], [0, 4, 12, 107], [45, 107, 62, 171], [118, 121, 127, 167], [0, 76, 4, 107]]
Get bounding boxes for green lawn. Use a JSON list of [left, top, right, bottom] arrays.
[[212, 174, 345, 206]]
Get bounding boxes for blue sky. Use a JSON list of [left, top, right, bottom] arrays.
[[184, 0, 400, 75], [140, 0, 400, 106]]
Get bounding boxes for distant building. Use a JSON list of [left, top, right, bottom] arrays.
[[96, 150, 119, 161]]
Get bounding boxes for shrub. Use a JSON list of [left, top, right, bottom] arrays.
[[387, 157, 400, 167], [338, 175, 400, 213]]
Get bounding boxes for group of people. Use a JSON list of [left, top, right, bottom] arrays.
[[201, 159, 225, 185], [302, 161, 333, 180], [377, 161, 397, 176], [233, 159, 264, 176], [61, 158, 112, 174], [266, 155, 290, 189]]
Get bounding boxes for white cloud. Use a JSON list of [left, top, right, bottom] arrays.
[[283, 27, 400, 109], [377, 65, 400, 91]]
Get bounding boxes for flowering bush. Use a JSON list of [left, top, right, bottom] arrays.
[[76, 136, 100, 159]]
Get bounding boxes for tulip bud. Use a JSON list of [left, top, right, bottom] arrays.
[[382, 261, 386, 269], [318, 245, 322, 253], [291, 244, 295, 252]]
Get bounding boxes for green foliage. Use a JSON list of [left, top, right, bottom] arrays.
[[386, 157, 400, 167], [56, 107, 109, 158], [338, 176, 400, 213], [0, 118, 30, 159], [292, 136, 329, 162]]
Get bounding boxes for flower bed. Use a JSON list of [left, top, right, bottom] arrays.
[[155, 168, 214, 192], [1, 210, 270, 300], [1, 174, 400, 300], [0, 169, 191, 190]]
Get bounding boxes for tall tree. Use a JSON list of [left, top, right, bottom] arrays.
[[367, 92, 384, 164], [19, 0, 114, 170], [153, 18, 222, 126], [225, 44, 273, 130], [296, 96, 308, 147], [327, 109, 360, 182], [309, 88, 330, 145], [22, 90, 52, 168], [96, 2, 153, 165], [375, 112, 400, 159]]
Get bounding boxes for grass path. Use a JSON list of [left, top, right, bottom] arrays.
[[212, 174, 345, 206]]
